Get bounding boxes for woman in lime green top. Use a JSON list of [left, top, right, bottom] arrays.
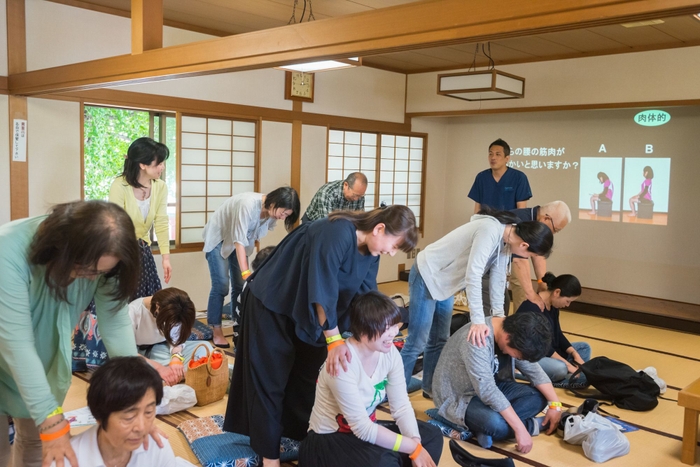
[[109, 137, 172, 298], [0, 201, 146, 467]]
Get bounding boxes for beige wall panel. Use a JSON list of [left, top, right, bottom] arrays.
[[26, 0, 130, 71], [27, 98, 81, 216], [259, 120, 292, 249], [118, 70, 294, 111], [155, 252, 210, 311], [25, 0, 213, 72], [307, 66, 407, 124], [0, 95, 9, 225], [406, 46, 700, 113], [300, 124, 327, 212]]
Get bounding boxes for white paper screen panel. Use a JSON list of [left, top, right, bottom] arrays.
[[179, 116, 257, 246]]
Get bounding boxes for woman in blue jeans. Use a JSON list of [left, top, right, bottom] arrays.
[[401, 208, 553, 397], [516, 272, 591, 383], [202, 187, 299, 347]]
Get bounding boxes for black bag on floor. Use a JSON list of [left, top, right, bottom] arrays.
[[450, 312, 471, 336], [449, 440, 514, 467], [570, 356, 660, 411]]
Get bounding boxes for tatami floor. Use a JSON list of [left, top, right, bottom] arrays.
[[62, 281, 700, 466]]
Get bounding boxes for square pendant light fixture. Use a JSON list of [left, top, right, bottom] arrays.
[[276, 57, 362, 73], [437, 69, 525, 101]]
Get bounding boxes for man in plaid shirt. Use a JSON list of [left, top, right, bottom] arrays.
[[302, 172, 368, 222]]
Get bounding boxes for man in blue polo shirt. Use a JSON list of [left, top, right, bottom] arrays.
[[468, 139, 532, 213]]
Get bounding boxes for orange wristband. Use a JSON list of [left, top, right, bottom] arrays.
[[170, 359, 183, 366], [39, 422, 70, 442], [537, 279, 544, 283], [327, 340, 345, 351], [409, 443, 423, 460]]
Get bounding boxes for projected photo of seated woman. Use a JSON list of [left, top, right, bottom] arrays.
[[628, 165, 653, 217], [589, 172, 613, 215]]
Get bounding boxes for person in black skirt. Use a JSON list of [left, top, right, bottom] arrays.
[[224, 205, 418, 467]]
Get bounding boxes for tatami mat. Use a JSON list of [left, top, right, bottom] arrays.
[[58, 282, 700, 466]]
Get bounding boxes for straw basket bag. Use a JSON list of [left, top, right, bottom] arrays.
[[185, 343, 228, 406]]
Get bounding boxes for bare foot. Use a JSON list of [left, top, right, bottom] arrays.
[[262, 458, 281, 467], [629, 213, 636, 217], [588, 210, 597, 215], [212, 326, 229, 347]]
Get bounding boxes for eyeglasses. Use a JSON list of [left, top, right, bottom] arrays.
[[544, 215, 560, 234], [73, 264, 115, 278]]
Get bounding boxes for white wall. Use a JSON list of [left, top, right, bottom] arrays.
[[259, 121, 293, 249], [407, 46, 700, 114], [27, 98, 81, 215], [0, 0, 8, 76]]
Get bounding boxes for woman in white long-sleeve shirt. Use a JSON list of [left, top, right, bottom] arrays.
[[401, 208, 553, 398], [299, 291, 442, 467]]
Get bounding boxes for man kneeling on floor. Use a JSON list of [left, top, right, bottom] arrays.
[[433, 312, 562, 453]]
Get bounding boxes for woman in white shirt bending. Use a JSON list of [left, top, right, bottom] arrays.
[[129, 287, 212, 386], [299, 291, 442, 467]]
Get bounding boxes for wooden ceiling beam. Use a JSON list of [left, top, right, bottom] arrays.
[[10, 0, 700, 95], [131, 0, 163, 54]]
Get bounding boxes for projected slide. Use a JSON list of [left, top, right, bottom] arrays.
[[578, 158, 622, 222], [577, 157, 670, 225], [622, 158, 670, 225]]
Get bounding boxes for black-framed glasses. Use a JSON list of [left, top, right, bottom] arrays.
[[545, 215, 559, 234]]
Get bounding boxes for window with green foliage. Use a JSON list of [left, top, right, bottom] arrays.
[[83, 105, 177, 243]]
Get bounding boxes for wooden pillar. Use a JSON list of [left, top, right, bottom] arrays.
[[131, 0, 163, 54], [7, 0, 28, 220]]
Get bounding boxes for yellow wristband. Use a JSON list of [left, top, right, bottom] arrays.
[[548, 401, 562, 407], [241, 270, 252, 279], [47, 407, 63, 419], [325, 334, 343, 344], [392, 434, 403, 452]]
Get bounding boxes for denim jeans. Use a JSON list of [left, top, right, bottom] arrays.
[[401, 265, 454, 394], [538, 342, 591, 382], [206, 242, 244, 326], [464, 380, 546, 441]]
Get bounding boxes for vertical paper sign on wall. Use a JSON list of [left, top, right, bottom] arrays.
[[12, 119, 27, 162]]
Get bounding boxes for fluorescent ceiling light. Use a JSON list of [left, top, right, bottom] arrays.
[[621, 19, 664, 28], [437, 69, 525, 101], [694, 13, 700, 21], [276, 57, 361, 73]]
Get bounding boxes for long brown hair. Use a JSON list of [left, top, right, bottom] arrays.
[[150, 288, 196, 347], [29, 201, 140, 304], [328, 205, 418, 252]]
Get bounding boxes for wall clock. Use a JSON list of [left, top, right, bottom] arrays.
[[285, 71, 314, 102]]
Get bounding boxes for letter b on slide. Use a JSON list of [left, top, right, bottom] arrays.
[[646, 144, 653, 154]]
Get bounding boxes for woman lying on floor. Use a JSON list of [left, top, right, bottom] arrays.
[[299, 291, 443, 467], [129, 287, 213, 386], [515, 272, 591, 383]]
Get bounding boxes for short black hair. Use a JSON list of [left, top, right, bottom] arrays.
[[489, 138, 511, 156], [349, 291, 403, 341], [88, 357, 163, 430], [121, 137, 170, 189], [502, 312, 552, 362], [251, 245, 275, 271], [264, 186, 300, 231]]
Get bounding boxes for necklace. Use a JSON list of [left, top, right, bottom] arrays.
[[135, 185, 150, 201]]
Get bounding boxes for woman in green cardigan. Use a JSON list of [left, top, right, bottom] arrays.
[[0, 201, 152, 467]]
